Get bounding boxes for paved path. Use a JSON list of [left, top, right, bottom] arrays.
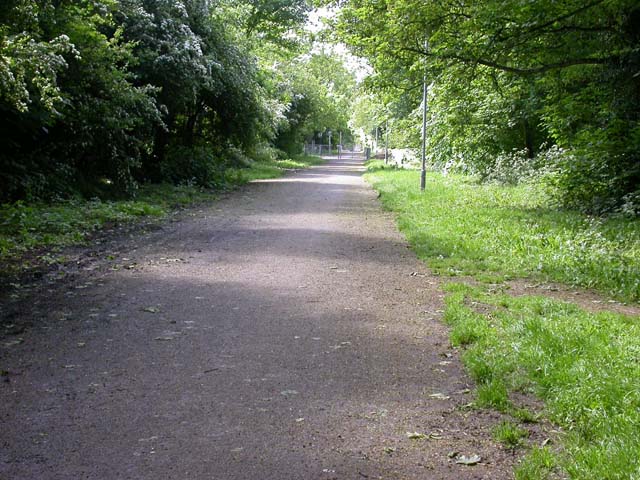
[[1, 156, 517, 479]]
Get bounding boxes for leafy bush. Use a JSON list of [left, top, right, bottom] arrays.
[[160, 145, 226, 188], [539, 143, 640, 216], [479, 149, 541, 186]]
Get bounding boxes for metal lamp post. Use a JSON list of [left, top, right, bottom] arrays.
[[420, 39, 429, 192], [384, 119, 389, 164]]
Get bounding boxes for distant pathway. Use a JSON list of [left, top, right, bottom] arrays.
[[1, 155, 518, 479]]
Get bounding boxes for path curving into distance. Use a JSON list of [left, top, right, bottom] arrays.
[[1, 155, 518, 479]]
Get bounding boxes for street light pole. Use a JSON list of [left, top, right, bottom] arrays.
[[384, 119, 389, 164], [420, 39, 429, 192]]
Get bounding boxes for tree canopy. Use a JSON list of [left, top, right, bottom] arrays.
[[0, 0, 355, 202], [322, 0, 640, 214], [2, 1, 639, 215]]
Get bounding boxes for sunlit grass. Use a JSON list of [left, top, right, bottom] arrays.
[[444, 283, 640, 479], [225, 155, 325, 182], [365, 165, 640, 302], [366, 163, 640, 478]]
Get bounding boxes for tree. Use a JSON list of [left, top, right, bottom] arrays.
[[0, 0, 160, 200], [324, 0, 640, 213], [274, 51, 356, 153]]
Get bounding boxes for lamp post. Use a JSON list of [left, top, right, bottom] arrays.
[[420, 39, 429, 192], [384, 119, 389, 164], [327, 129, 332, 154]]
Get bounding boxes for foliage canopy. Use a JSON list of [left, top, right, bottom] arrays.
[[323, 0, 640, 214], [0, 0, 354, 202]]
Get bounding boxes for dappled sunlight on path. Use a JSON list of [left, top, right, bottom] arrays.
[[1, 155, 519, 479]]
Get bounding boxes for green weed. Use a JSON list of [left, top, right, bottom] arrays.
[[476, 379, 511, 412], [515, 447, 558, 480], [492, 420, 529, 448]]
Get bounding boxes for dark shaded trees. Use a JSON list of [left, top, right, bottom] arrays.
[[1, 0, 351, 201]]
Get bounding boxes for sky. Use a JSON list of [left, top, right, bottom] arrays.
[[305, 6, 372, 82]]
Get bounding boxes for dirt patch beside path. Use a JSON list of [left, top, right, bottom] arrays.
[[2, 155, 531, 479], [506, 280, 640, 317]]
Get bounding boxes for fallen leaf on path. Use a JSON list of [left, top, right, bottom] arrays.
[[406, 432, 427, 440], [154, 331, 181, 341], [280, 390, 299, 396], [142, 307, 159, 313], [455, 454, 481, 466], [429, 392, 450, 400]]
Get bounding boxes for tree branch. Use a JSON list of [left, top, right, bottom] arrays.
[[404, 46, 613, 75]]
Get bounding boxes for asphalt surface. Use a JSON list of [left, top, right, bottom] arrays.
[[1, 155, 519, 479]]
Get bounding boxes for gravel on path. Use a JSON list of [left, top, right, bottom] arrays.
[[1, 155, 519, 479]]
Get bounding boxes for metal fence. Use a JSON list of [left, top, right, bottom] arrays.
[[303, 144, 364, 157]]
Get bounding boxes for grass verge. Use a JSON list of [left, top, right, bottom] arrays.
[[364, 162, 640, 302], [225, 155, 325, 183], [365, 162, 640, 478], [0, 155, 323, 265], [444, 283, 640, 479]]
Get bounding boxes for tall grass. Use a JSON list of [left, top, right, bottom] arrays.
[[365, 165, 640, 302]]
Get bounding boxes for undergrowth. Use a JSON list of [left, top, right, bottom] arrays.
[[0, 155, 323, 264]]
